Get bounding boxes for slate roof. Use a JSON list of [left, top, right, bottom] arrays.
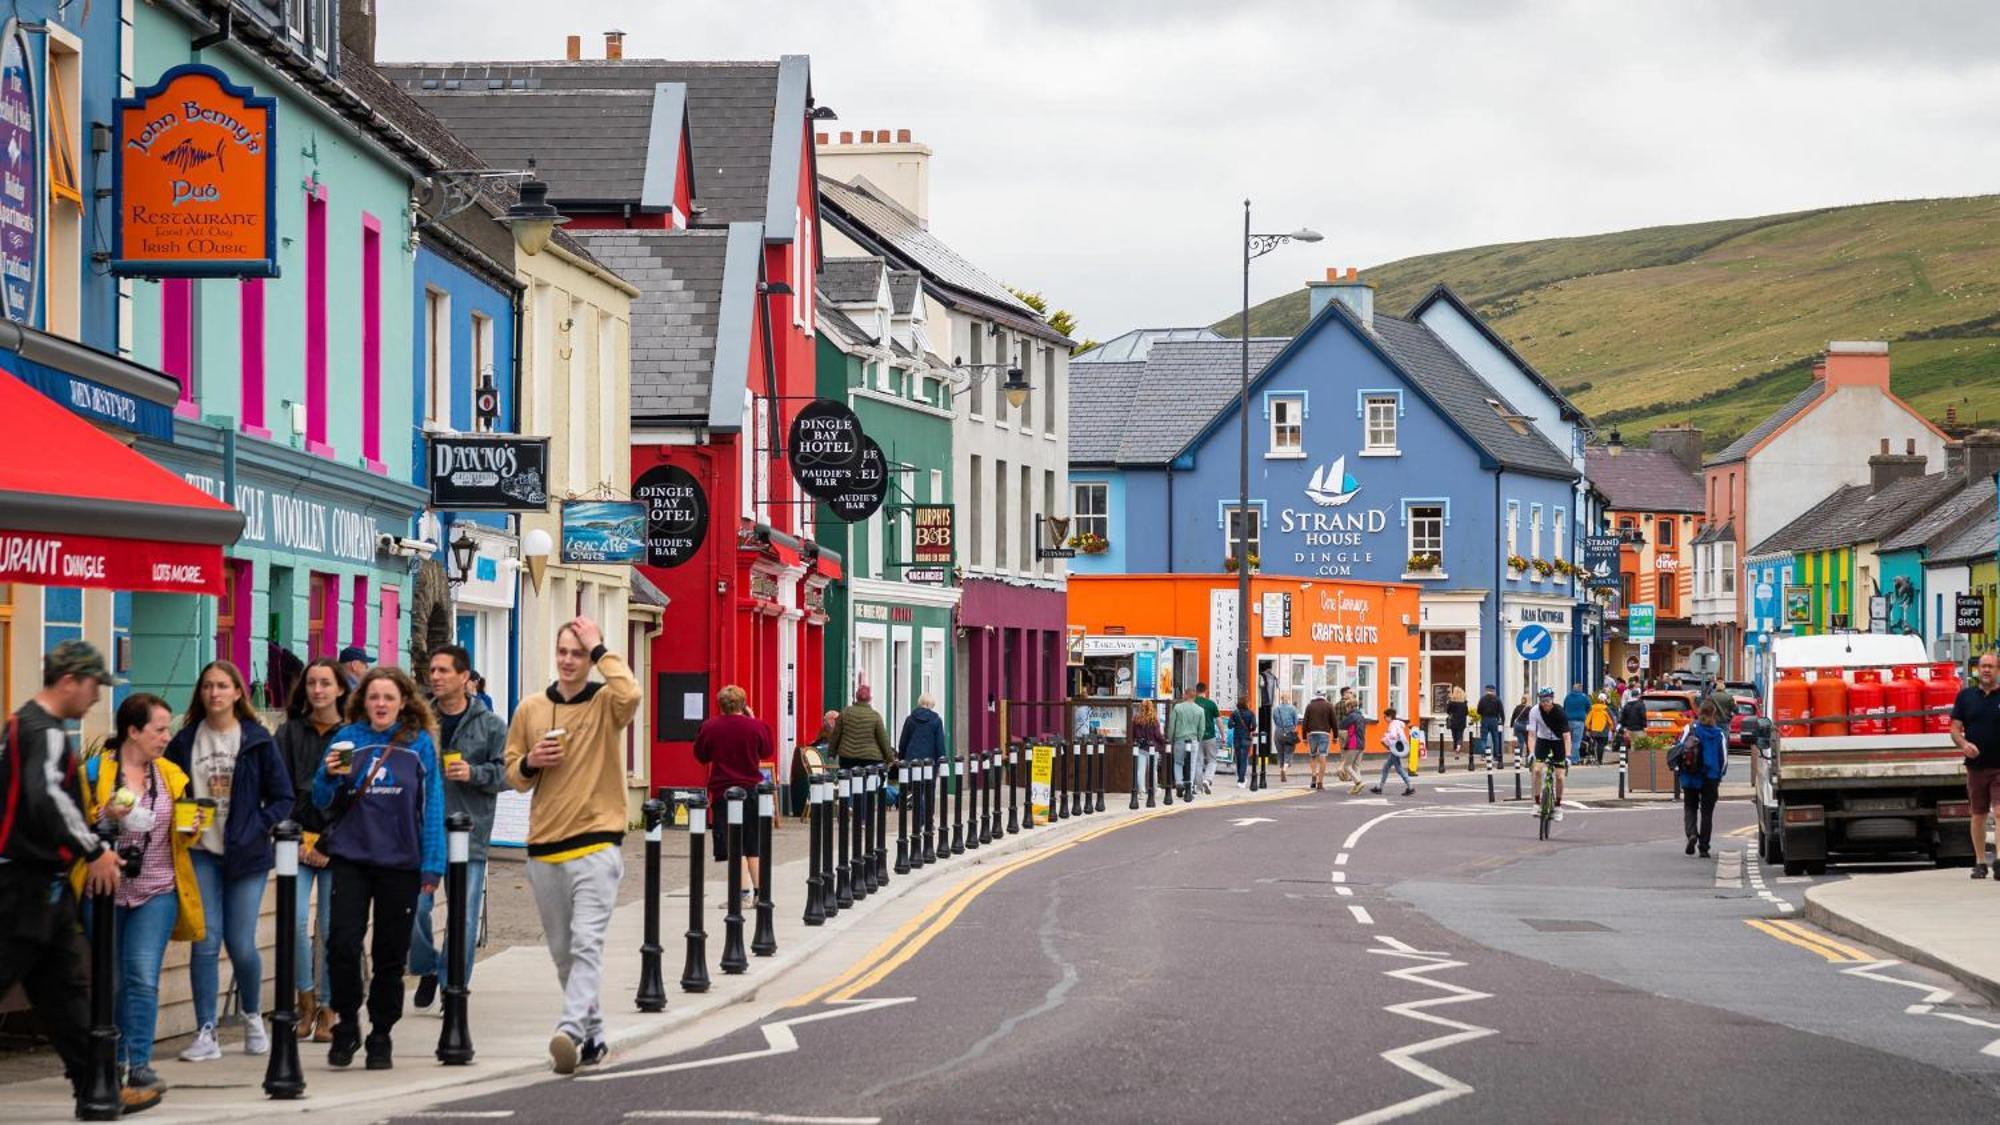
[[888, 271, 920, 316], [1066, 360, 1148, 465], [573, 229, 728, 422], [384, 60, 783, 222], [1748, 485, 1866, 558], [814, 299, 875, 350], [1709, 382, 1825, 466], [1369, 311, 1576, 479], [1882, 476, 1994, 553], [1929, 511, 1998, 566], [819, 256, 886, 305], [1075, 327, 1222, 364], [1584, 447, 1705, 513], [1410, 286, 1585, 422], [1118, 338, 1292, 463], [1749, 472, 1963, 557], [1694, 519, 1734, 547]]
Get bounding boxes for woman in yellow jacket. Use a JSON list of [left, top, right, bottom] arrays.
[[75, 693, 206, 1105], [1583, 694, 1615, 766]]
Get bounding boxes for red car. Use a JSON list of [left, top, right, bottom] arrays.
[[1727, 695, 1761, 751]]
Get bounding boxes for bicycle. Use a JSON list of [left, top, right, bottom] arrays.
[[1537, 756, 1558, 840]]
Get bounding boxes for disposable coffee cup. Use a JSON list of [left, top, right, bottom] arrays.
[[442, 751, 464, 770], [544, 728, 567, 742], [332, 740, 356, 770], [194, 798, 217, 829], [173, 798, 197, 834]]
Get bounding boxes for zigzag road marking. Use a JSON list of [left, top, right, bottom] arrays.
[[1839, 959, 2000, 1057], [580, 997, 916, 1082], [1337, 935, 1496, 1125]]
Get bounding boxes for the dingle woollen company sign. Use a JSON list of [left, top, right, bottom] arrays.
[[113, 64, 278, 278]]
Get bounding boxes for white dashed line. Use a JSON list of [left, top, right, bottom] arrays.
[[1742, 850, 1796, 914], [1349, 905, 1374, 925], [1331, 871, 1347, 883], [1336, 852, 1350, 865], [1336, 886, 1354, 896]]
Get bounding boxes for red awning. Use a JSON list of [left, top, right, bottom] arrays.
[[0, 365, 243, 595], [812, 550, 842, 581]]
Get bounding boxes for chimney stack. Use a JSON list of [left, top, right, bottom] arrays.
[[1649, 424, 1705, 475], [859, 130, 875, 143], [1306, 266, 1376, 331], [566, 35, 581, 60], [1867, 447, 1927, 491], [1963, 430, 2000, 483], [1811, 358, 1826, 381], [339, 0, 376, 64], [1823, 340, 1891, 391], [604, 30, 625, 60], [815, 125, 934, 224]]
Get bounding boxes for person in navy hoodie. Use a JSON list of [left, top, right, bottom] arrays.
[[1678, 697, 1729, 858], [312, 666, 445, 1071], [165, 659, 292, 1063]]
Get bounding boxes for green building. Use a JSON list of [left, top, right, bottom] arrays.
[[814, 258, 958, 751]]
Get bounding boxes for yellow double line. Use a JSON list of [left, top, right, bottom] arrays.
[[1744, 918, 1871, 963], [788, 788, 1305, 1006]]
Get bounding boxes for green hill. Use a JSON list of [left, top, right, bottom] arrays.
[[1217, 196, 2000, 450]]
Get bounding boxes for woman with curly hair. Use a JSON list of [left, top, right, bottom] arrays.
[[310, 666, 444, 1071]]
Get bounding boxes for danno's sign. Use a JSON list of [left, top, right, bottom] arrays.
[[427, 434, 549, 511], [113, 64, 278, 278]]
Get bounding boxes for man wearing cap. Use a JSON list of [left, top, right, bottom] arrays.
[[338, 646, 374, 691], [1475, 684, 1505, 768], [0, 643, 153, 1115]]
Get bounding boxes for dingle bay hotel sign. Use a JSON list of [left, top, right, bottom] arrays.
[[113, 64, 278, 278]]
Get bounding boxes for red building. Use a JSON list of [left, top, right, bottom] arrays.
[[390, 42, 834, 787]]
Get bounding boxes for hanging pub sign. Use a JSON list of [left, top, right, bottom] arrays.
[[825, 437, 886, 522], [912, 504, 955, 564], [112, 64, 278, 278], [635, 463, 708, 568], [427, 434, 549, 511], [561, 500, 646, 565], [1582, 534, 1621, 590], [0, 23, 37, 323], [787, 398, 864, 499]]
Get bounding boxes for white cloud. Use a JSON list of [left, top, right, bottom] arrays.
[[378, 0, 2000, 338]]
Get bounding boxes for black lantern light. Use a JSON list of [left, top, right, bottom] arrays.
[[449, 529, 479, 586]]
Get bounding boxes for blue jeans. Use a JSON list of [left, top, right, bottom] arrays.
[[1378, 748, 1413, 788], [296, 862, 334, 1000], [189, 850, 267, 1027], [408, 858, 488, 987], [115, 892, 177, 1070], [1480, 723, 1503, 762]]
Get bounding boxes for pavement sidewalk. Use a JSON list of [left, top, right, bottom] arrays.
[[4, 779, 1289, 1123], [1806, 869, 2000, 1006]]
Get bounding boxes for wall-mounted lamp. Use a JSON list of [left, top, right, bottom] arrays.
[[448, 529, 479, 587]]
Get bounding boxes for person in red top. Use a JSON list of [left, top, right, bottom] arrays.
[[691, 684, 771, 901]]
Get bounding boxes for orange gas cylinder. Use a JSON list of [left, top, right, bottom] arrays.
[[1809, 669, 1849, 737], [1886, 666, 1923, 734], [1926, 662, 1963, 734], [1773, 668, 1812, 737], [1849, 669, 1887, 736]]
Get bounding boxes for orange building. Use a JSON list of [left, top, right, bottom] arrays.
[[1068, 573, 1424, 720]]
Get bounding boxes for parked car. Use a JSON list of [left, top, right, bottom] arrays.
[[1727, 695, 1761, 752], [1640, 690, 1699, 739]]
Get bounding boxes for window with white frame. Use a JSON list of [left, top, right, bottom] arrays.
[[1269, 395, 1304, 457], [1694, 546, 1707, 598], [967, 326, 985, 417], [1407, 504, 1444, 568], [1554, 507, 1566, 559], [1388, 659, 1408, 720], [1073, 482, 1108, 544], [470, 311, 493, 430], [994, 458, 1009, 569], [1530, 504, 1543, 560], [1507, 501, 1520, 558], [1721, 540, 1737, 594], [1364, 394, 1399, 453], [1043, 347, 1057, 433], [1325, 656, 1347, 696], [1355, 659, 1378, 718], [1225, 506, 1261, 564], [424, 288, 450, 429]]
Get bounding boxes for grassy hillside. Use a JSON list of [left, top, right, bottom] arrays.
[[1218, 196, 2000, 450]]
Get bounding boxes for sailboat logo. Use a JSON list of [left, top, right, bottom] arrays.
[[1591, 559, 1613, 579], [1305, 456, 1360, 507]]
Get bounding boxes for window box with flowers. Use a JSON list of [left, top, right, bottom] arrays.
[[1529, 557, 1555, 581], [1069, 532, 1109, 555], [1404, 552, 1444, 579], [1223, 553, 1261, 573], [1507, 553, 1528, 579]]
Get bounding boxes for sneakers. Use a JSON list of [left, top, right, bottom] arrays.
[[1349, 781, 1364, 795], [119, 1085, 163, 1115], [579, 1039, 609, 1068], [1368, 785, 1383, 794], [177, 1023, 221, 1063], [414, 974, 439, 1011], [364, 1031, 393, 1070], [1401, 787, 1415, 797], [1236, 780, 1248, 789], [126, 1065, 162, 1091], [550, 1031, 582, 1075], [1686, 837, 1698, 856], [1555, 810, 1565, 822], [1699, 847, 1711, 859], [1972, 864, 1990, 880], [1201, 781, 1212, 794], [243, 1013, 269, 1056], [327, 1019, 361, 1068]]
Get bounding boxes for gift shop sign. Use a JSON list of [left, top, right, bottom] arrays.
[[113, 64, 278, 278]]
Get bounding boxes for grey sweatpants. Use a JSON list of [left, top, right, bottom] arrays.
[[526, 845, 624, 1044]]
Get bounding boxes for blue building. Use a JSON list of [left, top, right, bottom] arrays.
[[1069, 273, 1589, 720]]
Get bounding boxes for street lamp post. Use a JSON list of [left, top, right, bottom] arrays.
[[1238, 201, 1322, 708]]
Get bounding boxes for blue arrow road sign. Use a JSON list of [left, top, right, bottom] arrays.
[[1516, 624, 1554, 662]]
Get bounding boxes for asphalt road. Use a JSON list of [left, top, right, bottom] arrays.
[[393, 774, 2000, 1124]]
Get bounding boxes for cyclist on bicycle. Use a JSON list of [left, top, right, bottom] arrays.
[[1530, 686, 1573, 821]]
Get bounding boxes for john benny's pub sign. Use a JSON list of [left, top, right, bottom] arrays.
[[1277, 454, 1389, 578]]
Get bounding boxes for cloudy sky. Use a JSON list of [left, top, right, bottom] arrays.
[[380, 1, 2000, 340]]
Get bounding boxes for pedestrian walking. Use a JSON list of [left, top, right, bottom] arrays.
[[1563, 683, 1592, 760], [692, 685, 772, 906], [1272, 693, 1299, 783], [1230, 696, 1256, 787], [1130, 701, 1164, 793], [1584, 693, 1614, 765], [337, 646, 374, 691], [312, 666, 445, 1070], [1676, 698, 1728, 858], [0, 642, 147, 1116], [1949, 650, 2000, 880], [1370, 707, 1416, 796], [75, 691, 203, 1111], [1168, 688, 1205, 798], [1510, 694, 1532, 764], [470, 672, 496, 714], [830, 685, 893, 772], [897, 693, 946, 831], [1302, 690, 1336, 790], [410, 644, 509, 1010], [1445, 686, 1468, 761], [166, 659, 292, 1064], [1618, 689, 1647, 756], [1475, 684, 1505, 767], [273, 657, 348, 1043], [1194, 682, 1220, 794], [503, 617, 641, 1075]]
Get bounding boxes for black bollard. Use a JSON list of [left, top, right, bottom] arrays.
[[681, 793, 711, 992], [917, 760, 936, 866], [720, 788, 749, 974], [752, 782, 777, 957], [1618, 736, 1629, 801], [261, 821, 306, 1100], [951, 750, 967, 854], [968, 752, 986, 849], [856, 768, 877, 897], [872, 766, 890, 886], [1129, 747, 1142, 810], [634, 799, 668, 1012], [1058, 742, 1072, 819], [804, 774, 827, 925], [1007, 743, 1022, 834], [977, 750, 993, 843], [438, 811, 478, 1063], [1097, 741, 1109, 812], [822, 775, 843, 918], [1146, 745, 1158, 808], [894, 761, 912, 874], [835, 770, 855, 909], [1513, 741, 1525, 801], [1163, 741, 1177, 807], [1488, 770, 1497, 803], [991, 750, 1003, 836]]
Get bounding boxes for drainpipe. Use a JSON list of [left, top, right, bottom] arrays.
[[1165, 466, 1174, 574], [1494, 470, 1504, 701]]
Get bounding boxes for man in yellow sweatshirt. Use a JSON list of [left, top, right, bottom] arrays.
[[504, 616, 640, 1075]]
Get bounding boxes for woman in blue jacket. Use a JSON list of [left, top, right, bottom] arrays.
[[311, 666, 445, 1071], [164, 659, 293, 1063], [1679, 698, 1729, 858], [897, 694, 945, 833]]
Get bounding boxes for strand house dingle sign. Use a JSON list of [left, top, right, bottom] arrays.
[[113, 64, 278, 277], [428, 434, 550, 510], [788, 398, 864, 499], [635, 463, 707, 568]]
